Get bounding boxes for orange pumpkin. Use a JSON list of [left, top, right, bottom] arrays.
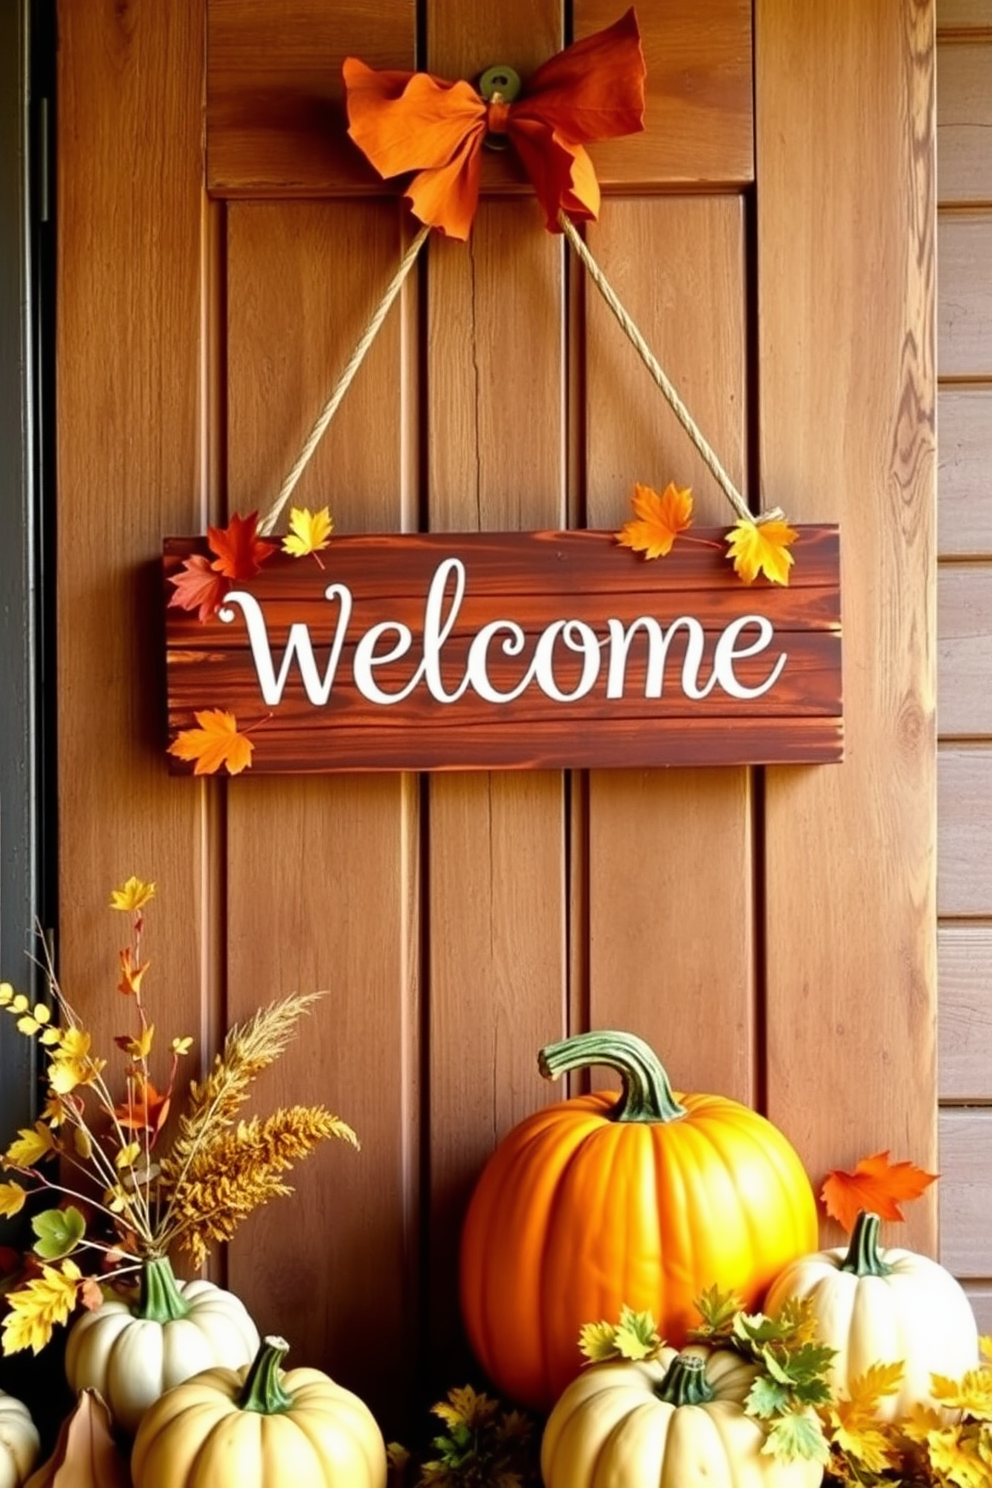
[[459, 1030, 818, 1412]]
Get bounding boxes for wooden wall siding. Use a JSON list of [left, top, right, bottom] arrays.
[[936, 0, 992, 1323], [757, 1, 937, 1250], [937, 388, 992, 554], [937, 40, 992, 202], [55, 0, 938, 1424], [938, 216, 992, 376]]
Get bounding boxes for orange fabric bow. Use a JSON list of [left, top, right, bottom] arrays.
[[343, 9, 645, 241]]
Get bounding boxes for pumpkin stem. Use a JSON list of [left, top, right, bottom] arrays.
[[538, 1030, 687, 1123], [839, 1211, 892, 1277], [135, 1255, 192, 1322], [239, 1335, 294, 1415], [655, 1352, 715, 1406]]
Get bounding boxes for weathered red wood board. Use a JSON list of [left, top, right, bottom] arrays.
[[164, 527, 843, 771]]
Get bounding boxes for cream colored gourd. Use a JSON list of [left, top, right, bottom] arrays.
[[541, 1345, 824, 1488], [64, 1255, 259, 1435], [131, 1334, 387, 1488], [0, 1389, 40, 1488], [763, 1210, 979, 1419]]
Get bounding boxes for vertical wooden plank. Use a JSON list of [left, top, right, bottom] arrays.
[[425, 197, 567, 1379], [425, 0, 568, 1382], [758, 2, 937, 1250], [224, 200, 420, 1427], [584, 196, 756, 1103], [938, 923, 992, 1099], [938, 214, 992, 376], [937, 387, 992, 556], [56, 2, 206, 1120], [938, 747, 992, 914]]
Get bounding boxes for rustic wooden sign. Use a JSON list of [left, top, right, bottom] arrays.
[[163, 528, 842, 772]]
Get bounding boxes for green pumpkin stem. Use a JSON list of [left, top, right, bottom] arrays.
[[239, 1336, 294, 1415], [655, 1352, 715, 1407], [839, 1211, 892, 1277], [135, 1256, 192, 1323], [538, 1031, 687, 1124]]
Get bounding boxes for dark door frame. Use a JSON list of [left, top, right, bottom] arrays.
[[0, 0, 56, 1157]]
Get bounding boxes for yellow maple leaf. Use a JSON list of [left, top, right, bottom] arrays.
[[0, 1180, 26, 1219], [927, 1426, 992, 1488], [109, 876, 156, 913], [900, 1403, 945, 1443], [282, 506, 334, 560], [847, 1361, 905, 1408], [168, 709, 255, 777], [932, 1369, 992, 1420], [616, 482, 694, 560], [3, 1122, 57, 1169], [725, 517, 798, 585], [0, 1260, 81, 1355], [433, 1385, 499, 1431]]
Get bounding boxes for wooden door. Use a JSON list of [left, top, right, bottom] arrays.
[[55, 0, 936, 1429]]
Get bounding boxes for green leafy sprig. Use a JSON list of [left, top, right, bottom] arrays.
[[387, 1384, 540, 1488]]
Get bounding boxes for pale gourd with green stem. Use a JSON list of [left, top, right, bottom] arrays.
[[542, 1345, 825, 1488], [131, 1334, 387, 1488], [763, 1209, 980, 1419]]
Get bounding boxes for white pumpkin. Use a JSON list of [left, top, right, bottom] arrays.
[[0, 1389, 40, 1488], [541, 1345, 824, 1488], [763, 1210, 979, 1419], [64, 1255, 259, 1435]]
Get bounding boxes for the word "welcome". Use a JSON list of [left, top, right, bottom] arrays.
[[219, 557, 788, 708]]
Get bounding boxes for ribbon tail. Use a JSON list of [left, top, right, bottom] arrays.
[[509, 122, 600, 231], [404, 128, 485, 240]]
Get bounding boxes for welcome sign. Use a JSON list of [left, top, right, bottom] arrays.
[[163, 528, 842, 772]]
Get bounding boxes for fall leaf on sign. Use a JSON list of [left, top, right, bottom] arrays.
[[725, 517, 798, 585], [167, 708, 256, 776], [168, 511, 276, 622], [166, 552, 231, 623], [820, 1151, 938, 1232], [207, 510, 277, 580], [283, 506, 334, 562], [615, 481, 693, 559]]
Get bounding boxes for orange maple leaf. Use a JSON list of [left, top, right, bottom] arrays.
[[114, 1077, 170, 1137], [167, 709, 256, 776], [167, 554, 231, 622], [820, 1151, 938, 1233], [615, 482, 694, 559], [116, 947, 150, 998], [207, 511, 276, 581]]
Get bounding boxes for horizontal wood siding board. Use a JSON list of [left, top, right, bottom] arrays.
[[939, 1108, 992, 1276], [938, 563, 992, 734], [938, 0, 992, 32], [937, 40, 992, 204], [207, 0, 754, 197], [938, 213, 992, 377], [939, 747, 992, 915], [963, 1287, 992, 1333], [937, 387, 992, 555], [938, 923, 992, 1099]]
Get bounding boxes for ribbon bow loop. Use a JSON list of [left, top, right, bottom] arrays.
[[343, 8, 646, 241]]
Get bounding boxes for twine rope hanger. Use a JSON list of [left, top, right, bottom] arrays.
[[258, 213, 778, 540]]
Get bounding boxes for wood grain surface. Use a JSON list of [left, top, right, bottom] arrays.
[[757, 0, 938, 1251], [54, 0, 946, 1421]]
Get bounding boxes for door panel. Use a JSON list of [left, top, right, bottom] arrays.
[[55, 0, 937, 1425]]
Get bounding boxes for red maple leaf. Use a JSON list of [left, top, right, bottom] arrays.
[[207, 511, 276, 581], [820, 1151, 938, 1233], [167, 554, 230, 621]]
